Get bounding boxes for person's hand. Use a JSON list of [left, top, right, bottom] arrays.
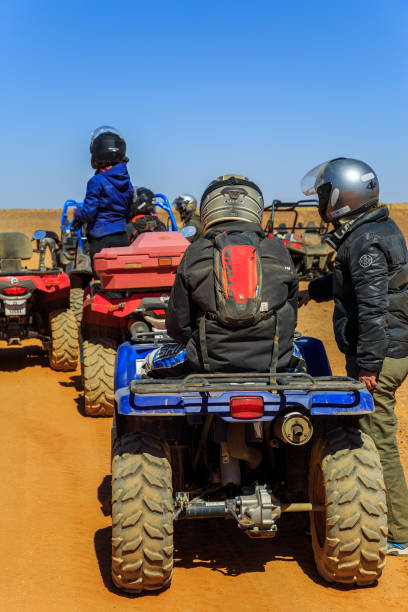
[[358, 369, 378, 391], [71, 217, 82, 231], [298, 290, 311, 307]]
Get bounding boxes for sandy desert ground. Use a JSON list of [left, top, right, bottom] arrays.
[[0, 206, 407, 611]]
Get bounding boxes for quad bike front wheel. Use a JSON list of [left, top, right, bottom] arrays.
[[111, 433, 174, 593], [309, 427, 387, 585], [48, 309, 79, 371], [70, 287, 84, 326], [82, 337, 116, 416]]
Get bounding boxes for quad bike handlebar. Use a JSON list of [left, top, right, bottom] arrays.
[[153, 194, 178, 231]]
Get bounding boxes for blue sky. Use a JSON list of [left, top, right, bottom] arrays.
[[1, 0, 407, 208]]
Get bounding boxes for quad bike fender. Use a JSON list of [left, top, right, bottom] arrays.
[[83, 291, 166, 319], [114, 339, 374, 419]]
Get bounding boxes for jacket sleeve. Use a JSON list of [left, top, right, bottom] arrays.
[[308, 273, 333, 302], [75, 176, 101, 225], [348, 239, 389, 372], [287, 258, 298, 328], [166, 255, 197, 344], [125, 185, 134, 222]]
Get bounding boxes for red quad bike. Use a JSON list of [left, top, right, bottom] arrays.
[[81, 231, 190, 417], [264, 199, 334, 281], [0, 230, 79, 370]]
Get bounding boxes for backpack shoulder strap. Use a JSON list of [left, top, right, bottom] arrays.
[[199, 316, 210, 372]]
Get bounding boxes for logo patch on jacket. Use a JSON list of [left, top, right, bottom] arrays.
[[359, 254, 373, 268]]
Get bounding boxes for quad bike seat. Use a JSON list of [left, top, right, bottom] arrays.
[[0, 232, 32, 273], [94, 231, 190, 290]]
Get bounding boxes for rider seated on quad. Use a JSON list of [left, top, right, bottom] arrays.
[[73, 126, 134, 278], [126, 187, 166, 242], [172, 194, 202, 243], [143, 174, 300, 378]]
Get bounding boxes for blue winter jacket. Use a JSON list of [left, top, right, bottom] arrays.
[[75, 163, 134, 238]]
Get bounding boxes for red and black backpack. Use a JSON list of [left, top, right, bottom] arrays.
[[212, 231, 263, 326], [199, 231, 279, 372]]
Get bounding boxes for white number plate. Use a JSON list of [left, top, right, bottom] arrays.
[[4, 299, 27, 316]]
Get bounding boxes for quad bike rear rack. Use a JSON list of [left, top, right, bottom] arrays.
[[130, 372, 364, 395]]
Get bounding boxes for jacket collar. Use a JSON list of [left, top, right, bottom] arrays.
[[204, 221, 264, 239], [324, 206, 389, 250]]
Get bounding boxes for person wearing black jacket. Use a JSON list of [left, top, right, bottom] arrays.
[[126, 187, 166, 242], [166, 174, 298, 373], [299, 157, 408, 556], [172, 194, 203, 243]]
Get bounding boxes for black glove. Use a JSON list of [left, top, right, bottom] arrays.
[[71, 217, 83, 232]]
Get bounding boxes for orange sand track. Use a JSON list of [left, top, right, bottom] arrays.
[[0, 209, 407, 611]]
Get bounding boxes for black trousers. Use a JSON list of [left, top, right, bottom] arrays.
[[88, 231, 129, 279]]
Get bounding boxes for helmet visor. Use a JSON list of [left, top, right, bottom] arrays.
[[91, 125, 123, 141], [301, 162, 330, 195]]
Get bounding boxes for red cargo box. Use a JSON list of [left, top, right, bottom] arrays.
[[94, 231, 190, 290]]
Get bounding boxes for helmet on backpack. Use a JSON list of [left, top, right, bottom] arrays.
[[301, 157, 379, 222], [172, 194, 197, 220], [132, 187, 155, 215], [90, 126, 128, 169], [200, 174, 264, 231]]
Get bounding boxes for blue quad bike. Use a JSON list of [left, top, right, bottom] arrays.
[[58, 200, 92, 325], [111, 335, 387, 593]]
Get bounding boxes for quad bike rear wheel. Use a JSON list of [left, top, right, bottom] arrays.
[[309, 427, 387, 585], [70, 287, 84, 326], [48, 309, 79, 371], [82, 337, 116, 416], [111, 433, 173, 593]]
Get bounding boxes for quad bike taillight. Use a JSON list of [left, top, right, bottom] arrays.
[[230, 396, 264, 419], [45, 278, 61, 288], [3, 287, 28, 295]]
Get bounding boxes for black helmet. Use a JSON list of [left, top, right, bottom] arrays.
[[90, 126, 127, 169], [301, 157, 379, 223], [132, 187, 155, 215], [172, 194, 197, 220], [200, 174, 264, 231]]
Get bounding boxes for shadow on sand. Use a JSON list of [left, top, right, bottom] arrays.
[[94, 476, 376, 597], [0, 345, 49, 371]]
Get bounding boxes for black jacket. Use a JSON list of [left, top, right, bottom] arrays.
[[166, 221, 298, 373], [308, 207, 408, 371], [126, 214, 166, 242]]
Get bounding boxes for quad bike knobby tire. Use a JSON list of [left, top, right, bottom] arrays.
[[111, 433, 173, 593], [48, 309, 79, 371], [70, 287, 84, 326], [82, 338, 116, 416], [309, 427, 387, 585]]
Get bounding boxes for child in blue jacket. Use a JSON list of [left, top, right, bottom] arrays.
[[74, 126, 134, 277]]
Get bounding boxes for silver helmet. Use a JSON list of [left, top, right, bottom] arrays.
[[200, 174, 264, 231], [301, 157, 379, 222], [172, 194, 197, 219]]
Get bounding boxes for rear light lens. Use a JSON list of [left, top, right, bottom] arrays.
[[45, 278, 61, 288], [3, 287, 28, 295], [158, 257, 172, 266], [230, 396, 264, 419]]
